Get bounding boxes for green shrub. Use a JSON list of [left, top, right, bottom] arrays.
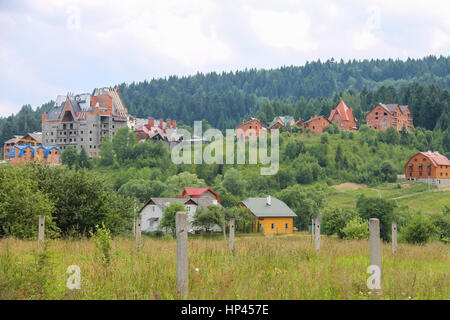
[[403, 215, 438, 244], [90, 223, 112, 264], [322, 208, 357, 238], [342, 216, 369, 240]]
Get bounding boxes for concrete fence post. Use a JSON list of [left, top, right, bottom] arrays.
[[392, 222, 397, 255], [176, 212, 188, 299], [135, 216, 141, 250], [369, 218, 382, 293], [314, 214, 321, 253], [223, 213, 226, 241], [229, 219, 235, 254], [38, 215, 45, 252]]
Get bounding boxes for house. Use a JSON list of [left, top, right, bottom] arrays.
[[366, 103, 413, 131], [405, 151, 450, 188], [3, 135, 22, 160], [236, 118, 266, 140], [269, 116, 295, 130], [3, 132, 43, 160], [139, 193, 222, 233], [302, 115, 331, 134], [239, 196, 297, 235], [42, 87, 129, 158], [328, 100, 357, 131], [134, 118, 183, 150], [8, 144, 60, 165], [177, 187, 221, 204]]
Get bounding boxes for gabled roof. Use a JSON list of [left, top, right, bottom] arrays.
[[303, 115, 330, 125], [240, 197, 297, 218], [418, 151, 450, 167], [178, 187, 221, 203], [22, 132, 42, 144], [328, 100, 353, 122], [4, 135, 23, 144], [139, 196, 221, 213]]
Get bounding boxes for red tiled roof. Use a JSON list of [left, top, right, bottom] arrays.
[[178, 187, 221, 203], [328, 100, 352, 122], [419, 152, 450, 166]]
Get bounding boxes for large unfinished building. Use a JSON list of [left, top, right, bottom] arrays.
[[42, 88, 129, 157]]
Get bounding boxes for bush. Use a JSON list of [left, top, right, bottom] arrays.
[[403, 215, 438, 244], [90, 223, 112, 264], [342, 216, 369, 240], [322, 208, 357, 238]]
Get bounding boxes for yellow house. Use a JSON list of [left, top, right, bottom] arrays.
[[239, 196, 297, 235]]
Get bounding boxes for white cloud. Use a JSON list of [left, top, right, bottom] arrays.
[[245, 7, 317, 52]]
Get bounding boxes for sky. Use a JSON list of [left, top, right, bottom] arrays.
[[0, 0, 449, 116]]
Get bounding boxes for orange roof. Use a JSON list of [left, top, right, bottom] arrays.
[[328, 100, 353, 122], [419, 152, 450, 166]]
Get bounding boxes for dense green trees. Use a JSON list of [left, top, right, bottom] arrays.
[[0, 165, 133, 238]]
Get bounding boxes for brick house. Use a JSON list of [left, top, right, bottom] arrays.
[[328, 100, 357, 131], [236, 118, 266, 140], [302, 115, 331, 134], [405, 151, 450, 187], [8, 145, 60, 165], [3, 132, 42, 160], [366, 103, 413, 131]]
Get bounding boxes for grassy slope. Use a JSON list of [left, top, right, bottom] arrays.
[[0, 235, 448, 300], [326, 181, 450, 214]]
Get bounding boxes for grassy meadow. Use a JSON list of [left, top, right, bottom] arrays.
[[0, 234, 448, 300], [326, 181, 450, 214]]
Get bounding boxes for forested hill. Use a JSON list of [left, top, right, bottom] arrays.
[[117, 55, 450, 129], [0, 56, 449, 152]]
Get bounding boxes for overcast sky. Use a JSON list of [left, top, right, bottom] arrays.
[[0, 0, 449, 116]]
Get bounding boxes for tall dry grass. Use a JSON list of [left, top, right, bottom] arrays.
[[0, 234, 448, 300]]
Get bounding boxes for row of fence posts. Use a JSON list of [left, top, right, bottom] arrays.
[[36, 212, 397, 298]]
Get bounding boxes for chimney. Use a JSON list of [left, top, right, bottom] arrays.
[[242, 119, 245, 125], [173, 120, 177, 128], [428, 150, 432, 155], [148, 118, 155, 127], [266, 195, 271, 206], [314, 114, 318, 119], [159, 119, 163, 127], [167, 119, 172, 128]]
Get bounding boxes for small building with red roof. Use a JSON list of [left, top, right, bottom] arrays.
[[177, 187, 221, 204], [328, 100, 357, 131], [302, 115, 331, 134], [405, 151, 450, 187]]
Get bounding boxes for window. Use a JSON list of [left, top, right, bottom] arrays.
[[271, 223, 274, 230], [285, 223, 289, 229]]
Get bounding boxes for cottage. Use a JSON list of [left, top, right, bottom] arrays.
[[269, 116, 295, 130], [134, 118, 183, 150], [177, 187, 221, 204], [366, 103, 413, 131], [405, 151, 450, 187], [236, 118, 266, 140], [239, 196, 297, 235], [302, 115, 331, 134], [328, 100, 357, 131]]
